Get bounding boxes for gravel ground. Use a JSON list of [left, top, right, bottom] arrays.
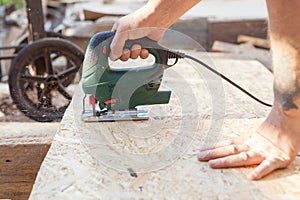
[[0, 83, 33, 122], [0, 92, 33, 122]]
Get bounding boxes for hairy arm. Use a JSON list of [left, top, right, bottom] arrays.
[[110, 0, 201, 60], [138, 0, 201, 28]]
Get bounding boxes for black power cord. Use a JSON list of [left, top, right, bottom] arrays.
[[169, 51, 272, 107]]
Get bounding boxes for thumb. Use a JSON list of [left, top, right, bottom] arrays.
[[110, 30, 128, 61]]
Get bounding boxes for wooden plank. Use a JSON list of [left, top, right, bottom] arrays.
[[81, 1, 145, 20], [170, 18, 208, 49], [208, 20, 268, 50], [212, 41, 272, 71], [0, 123, 58, 200], [29, 58, 300, 199], [237, 35, 270, 49]]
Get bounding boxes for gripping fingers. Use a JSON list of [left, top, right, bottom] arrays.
[[140, 49, 149, 59], [120, 49, 131, 61], [119, 46, 149, 61], [110, 31, 149, 61], [208, 151, 265, 168], [130, 44, 142, 59]]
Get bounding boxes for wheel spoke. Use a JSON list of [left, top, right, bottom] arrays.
[[20, 75, 46, 83], [37, 84, 54, 109], [37, 87, 49, 109], [57, 65, 79, 80], [44, 49, 54, 75], [51, 52, 61, 61], [57, 83, 72, 100]]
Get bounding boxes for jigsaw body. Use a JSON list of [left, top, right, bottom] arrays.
[[81, 31, 178, 122]]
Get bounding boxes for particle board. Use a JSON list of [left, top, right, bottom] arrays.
[[29, 58, 299, 199]]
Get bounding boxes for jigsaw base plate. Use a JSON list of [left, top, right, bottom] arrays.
[[82, 110, 149, 122]]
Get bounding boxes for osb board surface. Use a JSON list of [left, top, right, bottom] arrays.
[[30, 59, 299, 199], [30, 115, 300, 199]]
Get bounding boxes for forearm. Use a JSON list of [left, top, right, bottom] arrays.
[[136, 0, 201, 28]]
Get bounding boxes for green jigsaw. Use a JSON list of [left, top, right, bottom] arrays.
[[81, 31, 181, 122]]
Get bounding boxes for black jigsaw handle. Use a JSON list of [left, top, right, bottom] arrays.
[[90, 31, 170, 65]]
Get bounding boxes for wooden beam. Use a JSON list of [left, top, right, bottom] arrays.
[[0, 123, 57, 200]]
